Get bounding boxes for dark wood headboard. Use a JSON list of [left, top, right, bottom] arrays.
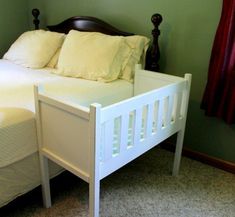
[[32, 8, 162, 72]]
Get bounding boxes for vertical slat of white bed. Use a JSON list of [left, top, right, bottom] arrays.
[[180, 90, 188, 118], [145, 102, 154, 139], [120, 113, 129, 153], [104, 120, 114, 160], [166, 95, 174, 126], [152, 101, 158, 134], [174, 92, 183, 121], [89, 103, 101, 217], [133, 107, 142, 147], [34, 85, 52, 208], [157, 99, 164, 131]]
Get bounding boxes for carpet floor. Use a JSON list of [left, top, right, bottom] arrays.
[[0, 147, 234, 217]]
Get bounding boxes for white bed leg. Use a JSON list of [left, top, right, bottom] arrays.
[[89, 103, 101, 217], [172, 130, 184, 176], [89, 179, 100, 217], [34, 85, 52, 207], [39, 154, 52, 208], [173, 74, 191, 176]]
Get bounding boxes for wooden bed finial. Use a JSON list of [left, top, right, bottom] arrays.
[[32, 8, 40, 30], [145, 13, 162, 72]]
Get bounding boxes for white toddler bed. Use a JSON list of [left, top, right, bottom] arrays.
[[35, 66, 191, 217]]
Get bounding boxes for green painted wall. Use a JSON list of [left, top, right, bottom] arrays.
[[0, 0, 29, 57], [3, 0, 235, 163]]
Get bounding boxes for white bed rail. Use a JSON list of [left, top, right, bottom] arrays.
[[34, 69, 191, 217], [99, 71, 191, 179]]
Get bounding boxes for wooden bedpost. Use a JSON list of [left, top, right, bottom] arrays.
[[145, 13, 162, 72], [32, 8, 40, 30]]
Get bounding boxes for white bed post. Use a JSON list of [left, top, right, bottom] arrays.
[[34, 85, 52, 208], [172, 74, 192, 176], [89, 103, 101, 217]]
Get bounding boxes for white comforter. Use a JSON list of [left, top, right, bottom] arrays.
[[0, 59, 133, 167]]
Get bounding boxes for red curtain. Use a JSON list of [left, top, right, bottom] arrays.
[[201, 0, 235, 124]]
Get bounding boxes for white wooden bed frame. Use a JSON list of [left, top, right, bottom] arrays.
[[34, 66, 191, 217]]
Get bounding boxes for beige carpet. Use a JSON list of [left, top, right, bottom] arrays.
[[1, 147, 235, 217]]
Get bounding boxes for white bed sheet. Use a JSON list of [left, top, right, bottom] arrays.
[[0, 59, 133, 112], [0, 59, 133, 166]]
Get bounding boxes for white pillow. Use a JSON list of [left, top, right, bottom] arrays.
[[119, 35, 150, 82], [3, 30, 65, 68], [56, 30, 131, 82]]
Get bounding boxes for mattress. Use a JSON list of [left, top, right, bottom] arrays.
[[0, 108, 36, 168], [0, 152, 63, 208]]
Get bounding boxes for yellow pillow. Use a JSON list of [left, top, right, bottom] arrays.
[[119, 36, 150, 82], [56, 30, 131, 82], [47, 47, 61, 68], [3, 30, 65, 68]]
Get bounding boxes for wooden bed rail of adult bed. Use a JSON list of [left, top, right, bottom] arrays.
[[34, 66, 191, 217]]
